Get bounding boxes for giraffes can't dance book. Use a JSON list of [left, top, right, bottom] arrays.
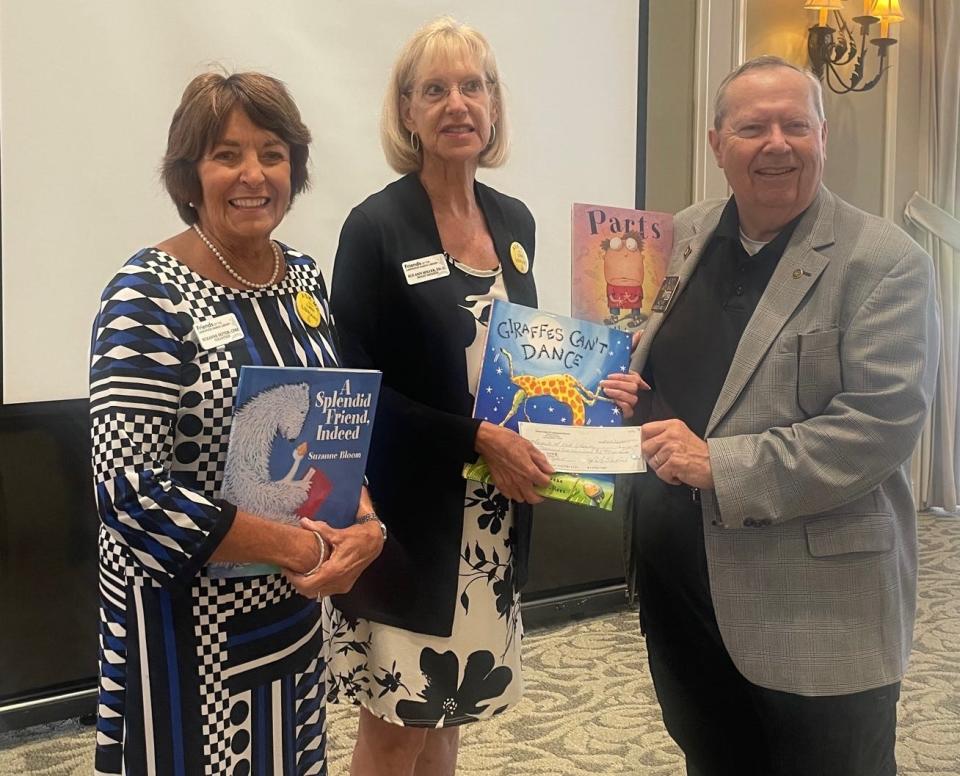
[[571, 202, 673, 335], [209, 366, 381, 578], [463, 299, 631, 510]]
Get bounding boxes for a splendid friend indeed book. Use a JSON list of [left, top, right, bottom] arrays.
[[209, 366, 381, 578], [571, 202, 673, 334], [463, 299, 631, 510]]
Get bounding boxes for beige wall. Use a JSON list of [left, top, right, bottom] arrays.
[[889, 0, 924, 228], [646, 0, 923, 226], [746, 0, 922, 225], [644, 0, 697, 214]]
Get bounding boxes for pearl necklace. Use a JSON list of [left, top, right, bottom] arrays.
[[192, 223, 281, 289]]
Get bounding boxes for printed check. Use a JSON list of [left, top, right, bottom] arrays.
[[518, 423, 645, 474]]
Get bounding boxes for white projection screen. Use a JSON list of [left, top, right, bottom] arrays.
[[0, 0, 639, 404]]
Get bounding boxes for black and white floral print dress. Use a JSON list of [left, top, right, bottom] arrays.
[[323, 265, 524, 727]]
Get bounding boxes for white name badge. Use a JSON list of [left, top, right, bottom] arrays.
[[194, 312, 245, 349], [402, 254, 450, 285]]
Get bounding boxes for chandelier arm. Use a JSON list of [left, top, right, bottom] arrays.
[[834, 9, 855, 38], [843, 26, 860, 66], [825, 60, 868, 95], [850, 48, 868, 88], [826, 57, 883, 94], [828, 30, 850, 63], [829, 11, 855, 65], [858, 57, 890, 92], [831, 36, 857, 66], [825, 62, 856, 94], [810, 6, 893, 97]]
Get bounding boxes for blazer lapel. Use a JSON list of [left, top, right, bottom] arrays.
[[407, 174, 537, 307], [630, 209, 721, 372], [403, 173, 446, 251], [705, 187, 836, 436], [476, 183, 537, 307]]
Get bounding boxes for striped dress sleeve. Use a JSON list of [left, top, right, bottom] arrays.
[[89, 259, 235, 592]]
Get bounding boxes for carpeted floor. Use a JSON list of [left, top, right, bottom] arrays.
[[2, 513, 958, 775]]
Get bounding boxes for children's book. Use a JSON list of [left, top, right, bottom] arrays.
[[571, 203, 673, 334], [209, 366, 381, 578], [463, 299, 631, 510]]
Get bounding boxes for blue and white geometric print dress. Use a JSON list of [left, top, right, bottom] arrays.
[[324, 264, 525, 728], [90, 246, 337, 776]]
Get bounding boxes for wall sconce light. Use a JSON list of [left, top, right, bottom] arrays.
[[805, 0, 904, 94]]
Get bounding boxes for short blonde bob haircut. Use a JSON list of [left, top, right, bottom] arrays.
[[381, 16, 510, 173], [161, 71, 312, 225]]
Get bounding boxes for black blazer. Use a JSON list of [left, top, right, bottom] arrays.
[[329, 173, 538, 637]]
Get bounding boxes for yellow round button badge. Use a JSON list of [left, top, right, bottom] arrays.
[[510, 241, 529, 274], [295, 290, 323, 328]]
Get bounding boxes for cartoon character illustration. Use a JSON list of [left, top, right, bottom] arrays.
[[495, 348, 613, 427], [601, 231, 646, 328], [221, 382, 328, 524], [574, 477, 606, 507]]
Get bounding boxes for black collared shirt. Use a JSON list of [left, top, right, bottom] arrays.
[[634, 197, 803, 626], [643, 197, 801, 437]]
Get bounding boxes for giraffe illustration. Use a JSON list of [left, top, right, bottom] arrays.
[[495, 348, 613, 426]]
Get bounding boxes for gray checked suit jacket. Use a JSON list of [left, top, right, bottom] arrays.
[[627, 186, 940, 696]]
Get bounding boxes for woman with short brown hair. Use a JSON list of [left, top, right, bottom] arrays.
[[90, 71, 383, 775]]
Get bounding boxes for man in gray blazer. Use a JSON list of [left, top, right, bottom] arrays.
[[628, 55, 940, 776]]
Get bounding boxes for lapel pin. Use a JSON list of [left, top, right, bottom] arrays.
[[792, 268, 812, 279], [295, 290, 323, 327], [510, 241, 529, 274]]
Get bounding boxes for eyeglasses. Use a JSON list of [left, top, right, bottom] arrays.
[[605, 236, 641, 252], [408, 78, 492, 104]]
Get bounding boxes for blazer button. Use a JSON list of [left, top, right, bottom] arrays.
[[743, 518, 757, 527]]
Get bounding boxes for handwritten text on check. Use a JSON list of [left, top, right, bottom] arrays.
[[518, 423, 646, 474]]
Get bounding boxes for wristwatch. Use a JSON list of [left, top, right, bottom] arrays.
[[356, 512, 387, 543]]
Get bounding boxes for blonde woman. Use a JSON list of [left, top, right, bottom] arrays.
[[325, 17, 640, 776]]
